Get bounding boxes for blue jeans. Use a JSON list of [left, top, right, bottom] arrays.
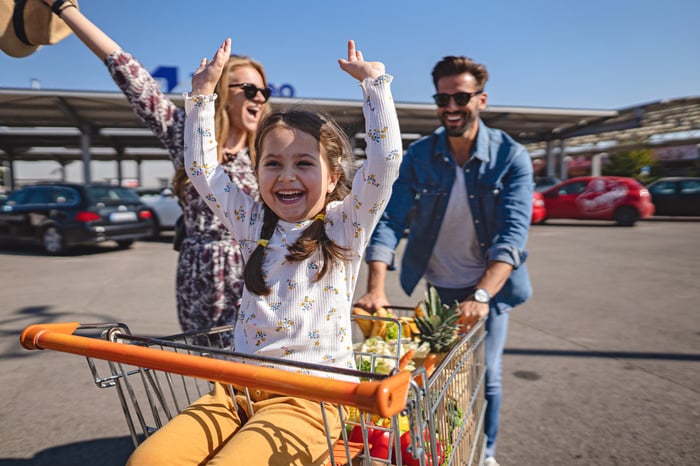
[[431, 285, 511, 459]]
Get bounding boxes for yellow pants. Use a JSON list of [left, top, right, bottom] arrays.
[[127, 382, 344, 466]]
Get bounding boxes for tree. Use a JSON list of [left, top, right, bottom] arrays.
[[602, 149, 656, 182]]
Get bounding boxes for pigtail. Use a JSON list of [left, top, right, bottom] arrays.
[[286, 211, 351, 282], [244, 205, 279, 295]]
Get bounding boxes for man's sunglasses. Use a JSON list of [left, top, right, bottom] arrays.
[[432, 90, 483, 107], [229, 83, 271, 102]]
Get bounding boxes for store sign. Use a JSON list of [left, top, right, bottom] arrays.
[[152, 66, 178, 93], [152, 66, 295, 97], [653, 145, 699, 161]]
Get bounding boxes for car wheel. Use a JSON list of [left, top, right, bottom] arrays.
[[42, 226, 66, 255], [149, 214, 162, 239], [613, 206, 639, 226], [116, 240, 134, 249]]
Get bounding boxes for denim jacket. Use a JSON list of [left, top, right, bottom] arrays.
[[365, 121, 534, 310]]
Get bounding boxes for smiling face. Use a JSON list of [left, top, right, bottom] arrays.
[[227, 65, 267, 135], [256, 126, 340, 223], [436, 72, 487, 138]]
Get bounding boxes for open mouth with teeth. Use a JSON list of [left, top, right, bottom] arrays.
[[276, 190, 304, 203], [445, 112, 466, 124]]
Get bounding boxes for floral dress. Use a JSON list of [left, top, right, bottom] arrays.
[[106, 51, 257, 341]]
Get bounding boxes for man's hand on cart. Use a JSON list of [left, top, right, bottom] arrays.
[[354, 288, 391, 314], [456, 299, 488, 333]]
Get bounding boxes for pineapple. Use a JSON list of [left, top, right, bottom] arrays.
[[413, 285, 461, 354]]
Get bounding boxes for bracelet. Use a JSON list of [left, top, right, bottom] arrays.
[[50, 0, 76, 17]]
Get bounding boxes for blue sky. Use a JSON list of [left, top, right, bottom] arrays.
[[1, 0, 698, 110]]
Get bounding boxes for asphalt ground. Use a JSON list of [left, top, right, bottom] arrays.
[[1, 218, 699, 466]]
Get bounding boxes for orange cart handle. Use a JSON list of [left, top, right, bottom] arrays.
[[20, 322, 410, 418]]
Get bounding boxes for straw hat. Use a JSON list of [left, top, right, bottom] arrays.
[[0, 0, 77, 58]]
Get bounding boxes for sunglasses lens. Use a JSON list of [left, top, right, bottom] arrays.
[[241, 84, 271, 102], [454, 93, 471, 106], [242, 85, 257, 100], [433, 94, 449, 107], [433, 92, 479, 107]]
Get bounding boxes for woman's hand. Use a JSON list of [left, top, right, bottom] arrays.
[[191, 38, 230, 95], [338, 40, 385, 81]]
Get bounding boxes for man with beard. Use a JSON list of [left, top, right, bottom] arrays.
[[355, 55, 534, 466]]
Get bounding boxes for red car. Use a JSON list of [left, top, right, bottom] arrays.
[[531, 191, 546, 224], [539, 176, 654, 226]]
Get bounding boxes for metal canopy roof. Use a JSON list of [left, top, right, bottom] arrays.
[[0, 88, 618, 162], [0, 88, 698, 164], [527, 96, 700, 157]]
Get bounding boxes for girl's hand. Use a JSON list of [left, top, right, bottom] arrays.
[[338, 40, 385, 81], [191, 38, 230, 95]]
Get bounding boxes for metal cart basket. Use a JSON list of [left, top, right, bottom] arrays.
[[20, 316, 486, 466]]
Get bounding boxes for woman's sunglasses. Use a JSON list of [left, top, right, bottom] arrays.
[[229, 83, 272, 102], [432, 90, 483, 107]]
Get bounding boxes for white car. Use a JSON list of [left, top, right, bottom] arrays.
[[137, 187, 182, 236]]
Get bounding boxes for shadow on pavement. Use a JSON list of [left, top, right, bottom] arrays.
[[505, 347, 700, 361], [0, 243, 138, 257], [0, 436, 134, 466], [0, 232, 173, 257], [644, 216, 700, 222]]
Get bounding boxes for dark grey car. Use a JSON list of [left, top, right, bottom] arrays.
[[647, 177, 700, 216], [0, 183, 156, 254]]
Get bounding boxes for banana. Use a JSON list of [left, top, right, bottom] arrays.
[[369, 307, 389, 338], [352, 307, 373, 337]]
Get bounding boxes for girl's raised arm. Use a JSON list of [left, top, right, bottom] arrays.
[[338, 40, 386, 81], [337, 40, 402, 254], [183, 39, 256, 242], [191, 39, 231, 96]]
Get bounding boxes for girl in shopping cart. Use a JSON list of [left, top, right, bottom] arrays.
[[127, 38, 402, 466]]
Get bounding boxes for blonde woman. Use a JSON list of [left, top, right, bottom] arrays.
[[44, 0, 270, 340]]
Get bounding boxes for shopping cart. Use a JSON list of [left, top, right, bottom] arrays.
[[20, 315, 486, 466]]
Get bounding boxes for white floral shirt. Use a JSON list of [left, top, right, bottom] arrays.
[[184, 76, 401, 380]]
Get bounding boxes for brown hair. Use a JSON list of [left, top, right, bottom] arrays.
[[244, 109, 353, 295], [173, 54, 270, 201], [431, 55, 489, 90]]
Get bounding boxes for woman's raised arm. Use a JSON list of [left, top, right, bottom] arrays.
[[41, 0, 120, 60]]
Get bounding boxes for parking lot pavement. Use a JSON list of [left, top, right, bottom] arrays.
[[2, 221, 700, 465]]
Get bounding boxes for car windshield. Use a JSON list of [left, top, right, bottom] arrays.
[[534, 176, 561, 192], [86, 186, 141, 206], [136, 188, 162, 198]]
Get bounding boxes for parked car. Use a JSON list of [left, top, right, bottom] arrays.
[[0, 182, 155, 254], [531, 191, 546, 224], [539, 176, 654, 226], [137, 187, 183, 236], [646, 177, 700, 216]]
